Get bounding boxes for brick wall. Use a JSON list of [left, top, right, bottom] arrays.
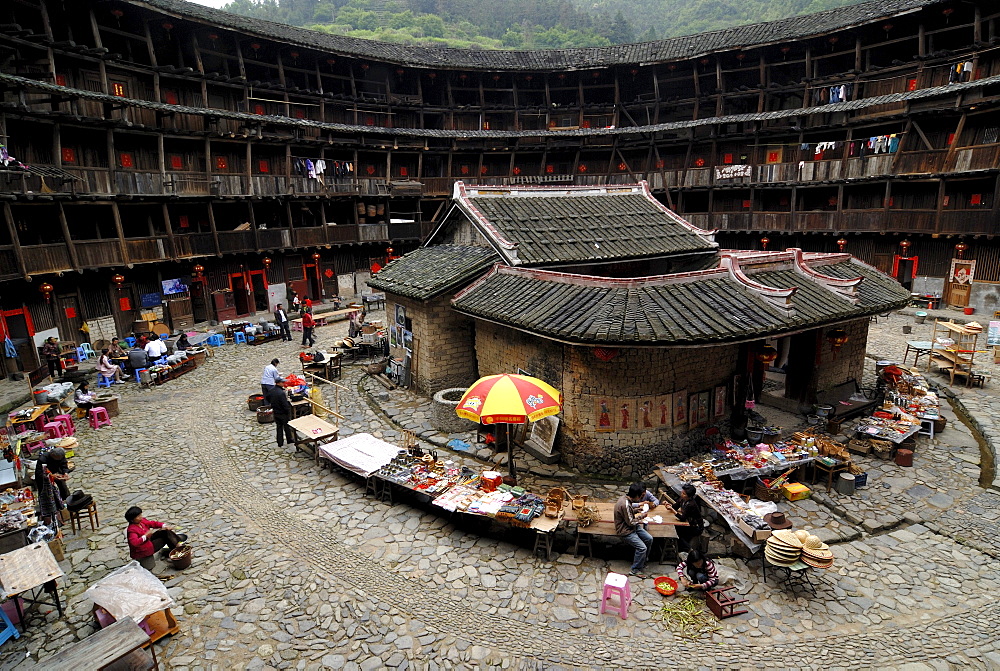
[[814, 318, 870, 392], [474, 321, 741, 478], [385, 293, 478, 395]]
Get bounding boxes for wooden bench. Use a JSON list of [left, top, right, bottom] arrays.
[[815, 378, 879, 420], [32, 616, 157, 670]]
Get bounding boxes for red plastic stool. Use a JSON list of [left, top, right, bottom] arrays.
[[88, 407, 111, 430], [600, 572, 632, 619], [42, 422, 66, 440], [53, 414, 75, 437]]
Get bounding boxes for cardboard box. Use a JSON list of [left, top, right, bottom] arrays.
[[48, 537, 65, 562], [736, 517, 772, 542], [781, 482, 811, 501]]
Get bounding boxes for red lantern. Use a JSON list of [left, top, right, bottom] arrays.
[[761, 236, 770, 251], [39, 282, 54, 303], [756, 345, 778, 365], [262, 257, 272, 269], [837, 238, 847, 252], [827, 328, 849, 350], [900, 239, 912, 255], [289, 52, 299, 60], [193, 264, 204, 278], [955, 242, 968, 259], [112, 273, 125, 288], [110, 9, 124, 18], [312, 252, 321, 262]]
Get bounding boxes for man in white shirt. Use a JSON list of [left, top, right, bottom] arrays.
[[274, 303, 291, 342], [261, 358, 282, 396], [144, 334, 168, 363]]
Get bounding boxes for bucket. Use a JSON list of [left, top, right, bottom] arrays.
[[902, 325, 912, 334], [356, 202, 366, 215], [367, 205, 376, 218], [814, 404, 834, 418], [256, 406, 274, 424], [836, 472, 856, 495], [875, 360, 897, 375], [914, 311, 927, 324], [746, 427, 764, 443], [762, 427, 781, 445], [168, 545, 192, 570], [806, 414, 821, 426], [32, 390, 49, 404], [895, 448, 914, 467], [964, 307, 975, 315], [248, 394, 265, 411]]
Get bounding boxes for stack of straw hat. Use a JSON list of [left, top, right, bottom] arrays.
[[764, 529, 804, 566], [800, 534, 834, 569]]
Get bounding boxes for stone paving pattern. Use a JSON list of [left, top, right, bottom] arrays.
[[0, 308, 998, 669]]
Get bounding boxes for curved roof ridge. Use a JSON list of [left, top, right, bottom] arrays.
[[134, 0, 941, 70]]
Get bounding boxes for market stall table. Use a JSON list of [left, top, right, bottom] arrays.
[[763, 558, 819, 595], [562, 501, 681, 562], [10, 405, 53, 433], [0, 542, 65, 629], [903, 341, 933, 367], [287, 415, 339, 464], [317, 433, 399, 478], [32, 616, 156, 671]]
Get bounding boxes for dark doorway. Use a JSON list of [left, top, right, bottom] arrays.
[[895, 258, 914, 291], [231, 274, 251, 316], [1, 311, 36, 376], [248, 270, 268, 312], [113, 285, 138, 336], [190, 280, 210, 323], [56, 294, 83, 343], [304, 264, 322, 304], [784, 331, 820, 405]]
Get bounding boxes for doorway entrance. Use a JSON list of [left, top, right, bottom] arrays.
[[56, 294, 82, 343], [303, 264, 322, 304], [230, 274, 252, 316], [190, 279, 210, 323], [0, 310, 36, 376], [248, 270, 269, 312]]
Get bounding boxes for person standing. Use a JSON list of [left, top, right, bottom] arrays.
[[35, 447, 70, 525], [291, 293, 300, 313], [274, 303, 291, 342], [41, 337, 61, 380], [265, 379, 295, 448], [301, 311, 316, 347], [261, 358, 282, 396], [614, 482, 653, 578]]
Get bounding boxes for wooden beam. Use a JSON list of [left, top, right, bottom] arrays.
[[2, 202, 27, 279], [911, 120, 934, 151], [56, 203, 81, 271], [109, 202, 130, 268]]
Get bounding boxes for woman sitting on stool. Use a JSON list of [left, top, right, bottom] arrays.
[[676, 549, 719, 592], [74, 382, 96, 412], [125, 506, 187, 571]]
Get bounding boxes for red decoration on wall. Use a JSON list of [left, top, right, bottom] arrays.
[[767, 151, 780, 163], [723, 153, 733, 164], [655, 159, 665, 169], [254, 104, 265, 115], [119, 296, 131, 311], [55, 74, 67, 87], [512, 166, 521, 175], [61, 147, 76, 163], [324, 268, 334, 279], [294, 109, 305, 119], [947, 133, 955, 146], [215, 156, 228, 171], [164, 90, 179, 105], [578, 164, 587, 173], [178, 215, 190, 228], [742, 200, 752, 209], [545, 165, 554, 174], [366, 165, 376, 175], [64, 307, 76, 319], [617, 162, 627, 171], [693, 158, 705, 167], [370, 262, 382, 274], [581, 120, 591, 128], [258, 160, 270, 173], [365, 116, 374, 126], [480, 166, 488, 175], [170, 155, 183, 170], [119, 153, 134, 168], [399, 166, 408, 177], [111, 82, 127, 97], [907, 79, 917, 91], [971, 193, 983, 205], [460, 165, 470, 175]]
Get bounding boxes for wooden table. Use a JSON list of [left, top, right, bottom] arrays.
[[562, 501, 682, 562], [288, 415, 339, 464], [809, 459, 850, 492], [33, 616, 157, 670], [10, 404, 52, 433], [903, 340, 933, 367], [0, 542, 65, 629]]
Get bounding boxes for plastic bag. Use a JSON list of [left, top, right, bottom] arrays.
[[85, 561, 174, 623], [310, 387, 327, 419], [28, 524, 56, 544], [747, 499, 778, 517]]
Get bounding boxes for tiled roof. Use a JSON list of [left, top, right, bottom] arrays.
[[3, 71, 999, 140], [367, 245, 498, 300], [453, 183, 717, 265], [451, 251, 909, 345], [138, 0, 939, 71]]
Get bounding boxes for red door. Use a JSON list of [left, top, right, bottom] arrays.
[[230, 273, 252, 316]]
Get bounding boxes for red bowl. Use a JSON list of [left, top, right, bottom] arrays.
[[654, 576, 677, 596]]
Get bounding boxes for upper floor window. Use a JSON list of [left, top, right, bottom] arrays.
[[111, 82, 127, 97]]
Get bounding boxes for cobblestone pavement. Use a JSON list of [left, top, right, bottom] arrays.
[[1, 308, 1000, 670]]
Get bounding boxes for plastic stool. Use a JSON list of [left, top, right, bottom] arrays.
[[80, 343, 96, 359], [600, 572, 632, 620], [134, 368, 147, 384], [53, 414, 75, 436], [0, 607, 20, 647], [24, 439, 46, 455], [42, 421, 66, 440], [75, 347, 88, 362], [124, 337, 136, 348], [88, 406, 111, 430], [97, 374, 114, 388], [69, 501, 100, 534], [233, 331, 247, 344], [208, 334, 224, 346]]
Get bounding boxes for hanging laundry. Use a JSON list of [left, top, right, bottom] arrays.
[[306, 159, 315, 179], [314, 159, 326, 178]]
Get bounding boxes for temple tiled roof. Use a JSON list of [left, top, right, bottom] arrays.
[[450, 251, 910, 345], [367, 245, 498, 300], [137, 0, 940, 71], [451, 183, 717, 266]]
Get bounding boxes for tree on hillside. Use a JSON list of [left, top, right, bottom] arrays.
[[606, 10, 633, 44]]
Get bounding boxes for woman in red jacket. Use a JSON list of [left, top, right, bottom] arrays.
[[125, 506, 186, 571]]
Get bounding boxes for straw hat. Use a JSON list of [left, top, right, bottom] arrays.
[[771, 529, 803, 548], [763, 511, 793, 530], [794, 529, 810, 544]]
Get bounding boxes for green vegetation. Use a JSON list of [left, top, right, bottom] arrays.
[[220, 0, 867, 49]]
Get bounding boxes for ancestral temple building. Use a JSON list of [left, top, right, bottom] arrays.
[[370, 183, 909, 476], [0, 0, 995, 382]]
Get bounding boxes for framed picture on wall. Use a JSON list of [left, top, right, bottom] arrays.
[[525, 416, 560, 457], [688, 393, 700, 429], [595, 398, 615, 433], [389, 327, 397, 347], [655, 394, 672, 428], [672, 391, 687, 427], [395, 304, 406, 327], [698, 392, 710, 425], [714, 385, 726, 417], [618, 399, 636, 431], [637, 398, 656, 431]]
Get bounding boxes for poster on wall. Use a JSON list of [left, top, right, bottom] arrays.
[[389, 327, 397, 347], [987, 321, 1000, 347], [949, 258, 976, 284], [688, 393, 700, 429], [618, 400, 635, 431], [672, 391, 687, 427], [595, 398, 615, 432], [525, 416, 559, 457], [402, 329, 413, 352], [698, 392, 710, 425], [637, 399, 655, 431], [714, 385, 727, 417], [655, 395, 672, 427], [395, 304, 407, 327]]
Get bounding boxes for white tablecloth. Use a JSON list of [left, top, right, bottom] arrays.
[[317, 433, 401, 477]]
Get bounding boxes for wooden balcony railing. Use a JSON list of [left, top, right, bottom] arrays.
[[172, 233, 216, 257], [388, 223, 421, 239], [327, 224, 359, 243], [292, 227, 327, 247], [114, 171, 165, 195], [0, 246, 20, 279], [358, 224, 388, 242], [125, 237, 168, 263], [257, 228, 292, 249], [217, 230, 255, 253], [21, 244, 73, 274], [74, 240, 123, 267]]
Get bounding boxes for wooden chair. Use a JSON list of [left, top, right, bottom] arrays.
[[706, 586, 749, 619], [401, 429, 418, 451]]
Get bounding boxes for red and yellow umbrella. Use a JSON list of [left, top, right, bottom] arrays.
[[456, 374, 562, 425]]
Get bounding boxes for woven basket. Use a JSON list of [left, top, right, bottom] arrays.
[[847, 439, 871, 455], [754, 478, 782, 502], [870, 438, 893, 459], [545, 487, 570, 518]]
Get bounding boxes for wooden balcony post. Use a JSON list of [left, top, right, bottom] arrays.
[[110, 202, 131, 267], [206, 203, 222, 257], [56, 203, 81, 271], [161, 203, 177, 260], [2, 202, 27, 279]]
